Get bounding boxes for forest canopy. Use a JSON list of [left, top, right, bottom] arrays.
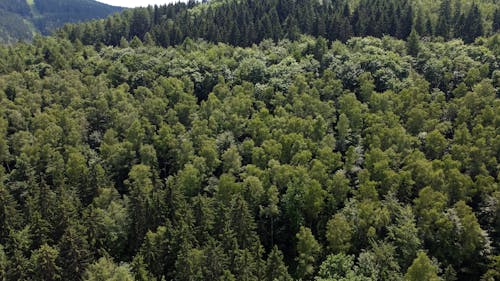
[[0, 0, 499, 280], [0, 31, 499, 280]]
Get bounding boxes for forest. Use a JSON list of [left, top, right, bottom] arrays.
[[59, 0, 500, 47], [0, 0, 499, 280]]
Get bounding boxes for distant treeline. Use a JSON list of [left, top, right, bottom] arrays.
[[59, 0, 500, 47]]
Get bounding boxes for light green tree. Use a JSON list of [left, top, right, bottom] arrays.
[[326, 213, 353, 254], [83, 256, 134, 281], [404, 251, 441, 281]]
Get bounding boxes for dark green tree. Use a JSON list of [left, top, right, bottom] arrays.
[[407, 28, 420, 57]]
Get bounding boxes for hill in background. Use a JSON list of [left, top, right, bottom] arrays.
[[0, 0, 122, 43]]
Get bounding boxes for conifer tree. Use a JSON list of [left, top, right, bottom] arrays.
[[404, 251, 441, 281], [494, 8, 500, 32], [295, 226, 321, 280], [30, 244, 62, 281], [414, 9, 426, 36], [57, 223, 92, 281], [265, 246, 292, 281], [407, 28, 420, 57], [436, 0, 452, 39], [462, 4, 483, 43]]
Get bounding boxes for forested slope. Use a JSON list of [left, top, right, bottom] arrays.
[[0, 0, 122, 44], [0, 30, 499, 280], [60, 0, 500, 47]]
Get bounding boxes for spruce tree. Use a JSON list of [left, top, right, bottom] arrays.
[[30, 244, 62, 281], [295, 226, 321, 280], [436, 0, 451, 39], [407, 28, 420, 57], [494, 8, 500, 32], [414, 9, 425, 36], [463, 4, 483, 43], [265, 246, 292, 281]]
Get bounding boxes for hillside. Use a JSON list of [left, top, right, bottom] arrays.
[[0, 0, 122, 44]]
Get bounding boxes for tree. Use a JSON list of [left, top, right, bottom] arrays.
[[453, 201, 489, 274], [462, 4, 483, 43], [295, 226, 321, 279], [202, 239, 230, 281], [313, 37, 328, 61], [222, 145, 242, 174], [315, 253, 364, 281], [358, 72, 375, 102], [259, 185, 280, 246], [0, 183, 20, 242], [229, 195, 259, 249], [494, 8, 500, 32], [177, 164, 202, 197], [57, 223, 92, 281], [325, 213, 353, 254], [356, 241, 401, 280], [174, 247, 205, 281], [387, 205, 421, 269], [83, 256, 134, 281], [436, 0, 452, 39], [139, 226, 169, 279], [0, 244, 6, 280], [129, 8, 151, 39], [125, 164, 155, 252], [424, 130, 447, 159], [130, 36, 143, 48], [404, 251, 441, 281], [414, 9, 426, 35], [407, 29, 420, 57], [265, 246, 292, 281], [30, 244, 61, 281], [143, 32, 156, 46], [336, 113, 351, 152]]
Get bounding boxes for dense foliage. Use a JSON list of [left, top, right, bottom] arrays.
[[0, 27, 499, 280], [60, 0, 499, 47], [0, 0, 122, 44]]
